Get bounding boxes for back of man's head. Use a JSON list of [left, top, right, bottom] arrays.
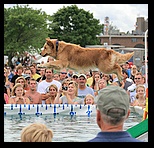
[[96, 85, 130, 118]]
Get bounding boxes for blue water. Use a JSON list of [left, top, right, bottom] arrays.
[[4, 112, 143, 142]]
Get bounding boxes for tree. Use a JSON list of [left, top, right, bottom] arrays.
[[48, 5, 103, 47], [4, 4, 49, 66]]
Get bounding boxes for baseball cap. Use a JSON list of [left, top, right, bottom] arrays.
[[22, 74, 30, 79], [92, 68, 99, 72], [78, 74, 87, 79], [127, 84, 136, 92], [96, 85, 129, 116], [125, 61, 129, 64], [72, 73, 78, 78]]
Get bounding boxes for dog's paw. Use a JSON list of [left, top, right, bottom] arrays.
[[118, 76, 124, 82], [37, 64, 47, 68], [50, 65, 61, 70]]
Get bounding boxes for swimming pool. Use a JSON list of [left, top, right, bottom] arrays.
[[4, 112, 143, 142]]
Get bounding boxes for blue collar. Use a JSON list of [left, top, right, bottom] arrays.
[[56, 41, 59, 52]]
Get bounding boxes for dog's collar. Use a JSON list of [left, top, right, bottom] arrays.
[[56, 40, 59, 52], [55, 40, 59, 58]]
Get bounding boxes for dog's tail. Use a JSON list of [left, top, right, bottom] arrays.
[[116, 52, 134, 64]]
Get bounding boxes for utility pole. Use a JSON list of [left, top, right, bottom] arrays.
[[109, 21, 113, 45], [145, 29, 148, 87]]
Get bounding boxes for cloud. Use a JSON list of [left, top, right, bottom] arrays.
[[4, 4, 148, 32]]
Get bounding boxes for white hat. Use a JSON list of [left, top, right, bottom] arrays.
[[78, 74, 87, 79], [72, 73, 78, 78], [92, 68, 99, 72]]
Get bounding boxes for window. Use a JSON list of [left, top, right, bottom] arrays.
[[131, 38, 137, 42]]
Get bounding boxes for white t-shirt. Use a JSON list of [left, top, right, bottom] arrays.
[[37, 79, 61, 104]]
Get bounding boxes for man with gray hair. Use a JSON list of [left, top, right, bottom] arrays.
[[88, 85, 141, 142]]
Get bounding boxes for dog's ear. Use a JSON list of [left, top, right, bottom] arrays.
[[46, 38, 54, 48], [46, 38, 50, 41]]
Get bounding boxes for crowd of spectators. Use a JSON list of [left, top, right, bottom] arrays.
[[4, 60, 148, 112]]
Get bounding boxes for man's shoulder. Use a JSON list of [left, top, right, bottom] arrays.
[[87, 131, 142, 142], [126, 78, 133, 83], [86, 86, 94, 91], [37, 80, 46, 86], [127, 83, 136, 91], [24, 91, 30, 95], [52, 79, 61, 85], [12, 74, 19, 78], [11, 74, 19, 82], [86, 86, 92, 89]]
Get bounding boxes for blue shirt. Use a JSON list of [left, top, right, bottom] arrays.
[[8, 72, 14, 82], [78, 86, 95, 99], [88, 131, 142, 142], [126, 69, 131, 78]]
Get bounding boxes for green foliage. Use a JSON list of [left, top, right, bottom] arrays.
[[4, 4, 104, 66], [4, 4, 49, 57], [48, 5, 103, 47]]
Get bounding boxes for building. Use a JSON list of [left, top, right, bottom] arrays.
[[87, 17, 148, 68], [133, 17, 148, 35], [97, 17, 148, 48], [96, 34, 148, 68], [97, 34, 147, 48]]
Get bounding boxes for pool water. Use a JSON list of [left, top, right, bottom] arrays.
[[4, 112, 143, 142]]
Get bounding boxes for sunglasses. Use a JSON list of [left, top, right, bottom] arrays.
[[73, 76, 78, 78], [135, 78, 141, 80], [61, 72, 67, 74]]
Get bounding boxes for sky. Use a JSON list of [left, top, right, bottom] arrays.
[[4, 4, 148, 33]]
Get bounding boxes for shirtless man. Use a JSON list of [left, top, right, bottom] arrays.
[[24, 78, 42, 104]]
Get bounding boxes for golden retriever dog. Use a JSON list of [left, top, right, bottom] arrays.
[[40, 38, 134, 81]]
